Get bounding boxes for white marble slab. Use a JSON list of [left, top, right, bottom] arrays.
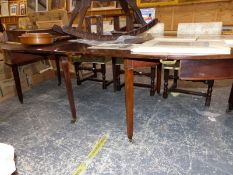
[[177, 22, 223, 36], [131, 38, 231, 55]]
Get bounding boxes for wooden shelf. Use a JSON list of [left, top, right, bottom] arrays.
[[0, 15, 26, 18], [178, 0, 231, 5], [0, 0, 27, 29]]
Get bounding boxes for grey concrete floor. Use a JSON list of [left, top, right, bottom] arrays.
[[0, 74, 233, 175]]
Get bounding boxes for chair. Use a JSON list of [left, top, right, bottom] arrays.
[[162, 22, 223, 106], [73, 55, 112, 89], [73, 15, 113, 89], [112, 23, 164, 95]]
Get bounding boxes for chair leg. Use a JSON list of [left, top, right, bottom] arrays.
[[112, 58, 117, 92], [205, 80, 214, 106], [156, 63, 162, 94], [116, 65, 121, 91], [163, 69, 169, 98], [150, 66, 156, 96], [173, 69, 178, 88], [101, 64, 107, 89], [92, 63, 97, 78], [74, 62, 82, 85]]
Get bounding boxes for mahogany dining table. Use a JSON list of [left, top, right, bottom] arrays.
[[1, 33, 233, 140], [87, 42, 233, 140]]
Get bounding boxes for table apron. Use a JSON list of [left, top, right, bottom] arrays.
[[179, 59, 233, 80]]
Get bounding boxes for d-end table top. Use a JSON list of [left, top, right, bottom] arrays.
[[1, 36, 233, 61]]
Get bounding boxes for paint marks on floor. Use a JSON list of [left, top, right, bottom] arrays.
[[72, 134, 108, 175], [195, 108, 221, 122]]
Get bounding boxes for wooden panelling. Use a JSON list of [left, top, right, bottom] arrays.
[[156, 0, 233, 30], [216, 2, 233, 25], [173, 5, 194, 30], [156, 7, 173, 30], [193, 3, 218, 22], [178, 0, 231, 4], [1, 0, 233, 31]]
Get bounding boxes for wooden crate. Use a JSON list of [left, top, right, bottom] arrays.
[[0, 61, 12, 81], [30, 70, 55, 86], [0, 76, 30, 102]]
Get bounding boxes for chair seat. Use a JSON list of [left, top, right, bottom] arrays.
[[132, 60, 160, 68], [115, 57, 161, 67], [115, 57, 124, 64], [161, 60, 180, 70], [72, 55, 111, 64], [163, 63, 180, 70]]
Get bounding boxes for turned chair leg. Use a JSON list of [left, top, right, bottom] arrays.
[[205, 80, 214, 106], [156, 63, 162, 94], [101, 64, 107, 89], [74, 62, 82, 85], [173, 69, 178, 88], [150, 66, 156, 96], [163, 69, 169, 98], [92, 63, 97, 78]]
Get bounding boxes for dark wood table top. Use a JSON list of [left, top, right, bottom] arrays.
[[0, 41, 88, 56]]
